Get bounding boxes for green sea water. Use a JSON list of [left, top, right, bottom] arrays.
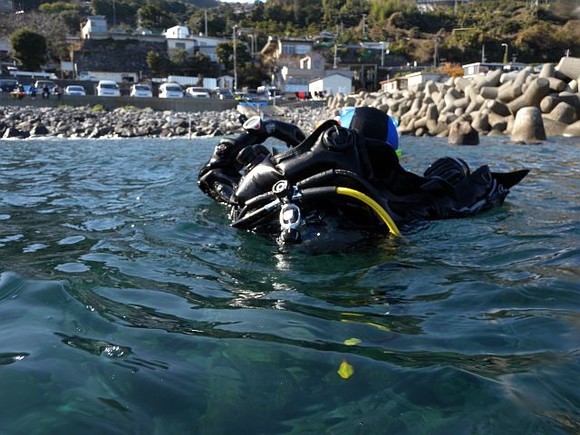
[[0, 135, 578, 434]]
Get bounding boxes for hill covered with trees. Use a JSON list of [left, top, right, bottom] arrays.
[[1, 0, 578, 82]]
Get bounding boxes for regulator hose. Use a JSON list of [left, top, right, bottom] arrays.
[[335, 187, 400, 237], [232, 184, 400, 237]]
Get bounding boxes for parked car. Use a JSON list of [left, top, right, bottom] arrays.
[[159, 82, 184, 98], [96, 80, 121, 97], [64, 85, 86, 96], [0, 79, 19, 93], [216, 88, 234, 100], [185, 86, 211, 98], [130, 83, 153, 98]]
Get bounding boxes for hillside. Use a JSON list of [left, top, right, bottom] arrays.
[[0, 0, 578, 84]]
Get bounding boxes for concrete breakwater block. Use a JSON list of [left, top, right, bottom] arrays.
[[563, 120, 580, 137], [448, 117, 479, 145], [511, 107, 546, 143], [324, 57, 580, 139], [541, 92, 580, 115], [555, 57, 580, 81], [507, 78, 551, 115], [539, 63, 555, 79], [546, 101, 578, 124], [498, 68, 532, 102], [542, 117, 569, 137]]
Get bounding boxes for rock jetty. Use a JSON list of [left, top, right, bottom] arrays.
[[324, 57, 580, 143], [1, 58, 578, 142]]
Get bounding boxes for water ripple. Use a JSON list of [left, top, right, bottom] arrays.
[[0, 137, 578, 434]]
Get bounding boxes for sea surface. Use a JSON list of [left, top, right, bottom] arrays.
[[0, 135, 578, 434]]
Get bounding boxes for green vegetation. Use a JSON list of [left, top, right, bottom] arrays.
[[10, 28, 47, 71], [0, 0, 578, 86]]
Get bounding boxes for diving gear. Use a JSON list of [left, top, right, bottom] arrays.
[[197, 108, 529, 244]]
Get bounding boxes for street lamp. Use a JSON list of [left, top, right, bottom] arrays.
[[501, 43, 509, 64], [233, 25, 238, 92], [248, 34, 255, 58], [380, 41, 389, 67]]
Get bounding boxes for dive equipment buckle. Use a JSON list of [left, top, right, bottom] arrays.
[[273, 180, 303, 243]]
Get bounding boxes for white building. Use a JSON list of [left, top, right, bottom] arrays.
[[309, 71, 353, 97], [280, 52, 325, 93], [462, 62, 527, 78], [405, 71, 448, 88], [81, 16, 108, 39], [165, 25, 225, 62]]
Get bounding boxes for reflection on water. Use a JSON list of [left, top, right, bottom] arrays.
[[0, 136, 579, 434]]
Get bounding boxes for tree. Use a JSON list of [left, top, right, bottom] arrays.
[[10, 28, 47, 71], [216, 41, 250, 72], [138, 4, 175, 31], [187, 9, 228, 37], [1, 12, 70, 63], [39, 1, 84, 34], [91, 0, 140, 27], [146, 50, 170, 76]]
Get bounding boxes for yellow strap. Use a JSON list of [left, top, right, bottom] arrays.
[[336, 187, 401, 237]]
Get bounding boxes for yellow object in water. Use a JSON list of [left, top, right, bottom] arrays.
[[338, 359, 354, 379], [343, 338, 361, 346]]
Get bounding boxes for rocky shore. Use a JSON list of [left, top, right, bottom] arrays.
[[1, 58, 579, 142], [0, 103, 339, 140]]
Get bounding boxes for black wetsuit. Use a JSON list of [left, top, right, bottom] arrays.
[[198, 116, 528, 243]]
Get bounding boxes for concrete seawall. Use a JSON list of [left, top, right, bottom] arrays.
[[0, 94, 238, 112]]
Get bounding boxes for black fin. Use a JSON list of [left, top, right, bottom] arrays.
[[492, 169, 530, 189]]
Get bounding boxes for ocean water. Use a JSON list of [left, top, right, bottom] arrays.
[[0, 135, 578, 434]]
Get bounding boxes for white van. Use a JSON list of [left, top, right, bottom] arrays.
[[96, 80, 120, 97], [159, 82, 183, 98]]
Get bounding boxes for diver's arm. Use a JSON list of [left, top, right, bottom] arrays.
[[241, 116, 306, 147], [198, 133, 260, 203], [198, 116, 306, 203]]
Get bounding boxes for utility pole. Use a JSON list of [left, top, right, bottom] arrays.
[[112, 0, 116, 29], [233, 25, 238, 92], [433, 37, 439, 69], [204, 10, 208, 37]]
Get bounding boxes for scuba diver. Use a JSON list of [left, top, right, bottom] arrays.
[[198, 106, 528, 244]]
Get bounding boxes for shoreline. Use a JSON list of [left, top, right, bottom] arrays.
[[0, 104, 336, 140], [1, 58, 579, 141]]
